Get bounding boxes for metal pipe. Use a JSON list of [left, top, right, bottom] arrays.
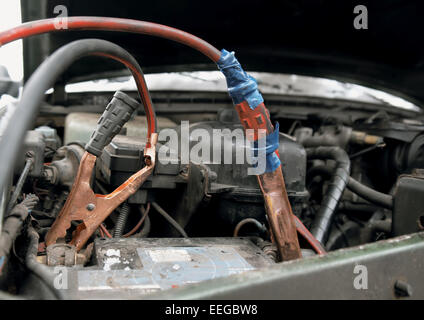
[[151, 202, 188, 238], [6, 158, 33, 215]]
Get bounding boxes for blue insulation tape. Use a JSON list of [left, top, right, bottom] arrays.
[[0, 256, 4, 272], [217, 49, 264, 109], [252, 123, 281, 173]]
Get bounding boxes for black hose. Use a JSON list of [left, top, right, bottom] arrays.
[[0, 39, 156, 208], [151, 202, 188, 238], [114, 203, 130, 237], [25, 227, 65, 300], [5, 158, 33, 214], [306, 147, 351, 244], [308, 165, 393, 210], [347, 177, 393, 210]]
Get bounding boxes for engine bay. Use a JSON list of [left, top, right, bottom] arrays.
[[0, 15, 423, 300]]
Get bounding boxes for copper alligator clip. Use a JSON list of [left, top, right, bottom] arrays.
[[45, 91, 157, 251]]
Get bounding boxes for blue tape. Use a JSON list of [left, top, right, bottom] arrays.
[[0, 256, 4, 273], [252, 123, 281, 173], [217, 49, 264, 109]]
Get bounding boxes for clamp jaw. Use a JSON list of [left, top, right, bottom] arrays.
[[45, 91, 157, 251]]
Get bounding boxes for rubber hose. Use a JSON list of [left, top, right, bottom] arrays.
[[308, 165, 393, 210], [306, 147, 351, 244], [347, 177, 393, 209]]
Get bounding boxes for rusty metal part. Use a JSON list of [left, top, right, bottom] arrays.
[[45, 133, 157, 251], [46, 243, 77, 267], [43, 143, 85, 188], [257, 167, 302, 261], [236, 99, 302, 261]]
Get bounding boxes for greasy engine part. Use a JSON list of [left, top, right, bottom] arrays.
[[217, 50, 302, 261], [43, 143, 85, 188], [295, 125, 383, 148], [18, 131, 45, 178], [179, 120, 309, 223], [46, 90, 158, 251]]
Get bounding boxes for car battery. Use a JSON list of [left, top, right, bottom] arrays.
[[65, 237, 275, 299]]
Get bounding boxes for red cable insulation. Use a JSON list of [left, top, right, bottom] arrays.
[[293, 215, 326, 255], [123, 203, 150, 238], [0, 17, 222, 62], [99, 224, 112, 238]]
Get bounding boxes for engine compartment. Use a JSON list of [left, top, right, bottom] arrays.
[[2, 89, 422, 299], [0, 16, 423, 300]]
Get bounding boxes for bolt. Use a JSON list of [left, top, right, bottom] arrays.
[[394, 280, 413, 298], [86, 203, 96, 211], [25, 151, 35, 158]]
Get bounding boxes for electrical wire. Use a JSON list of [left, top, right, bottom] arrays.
[[233, 218, 266, 237], [124, 203, 150, 238], [151, 201, 188, 238], [0, 17, 221, 62], [99, 224, 112, 238]]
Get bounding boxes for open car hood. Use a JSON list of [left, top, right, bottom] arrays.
[[21, 0, 424, 108]]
